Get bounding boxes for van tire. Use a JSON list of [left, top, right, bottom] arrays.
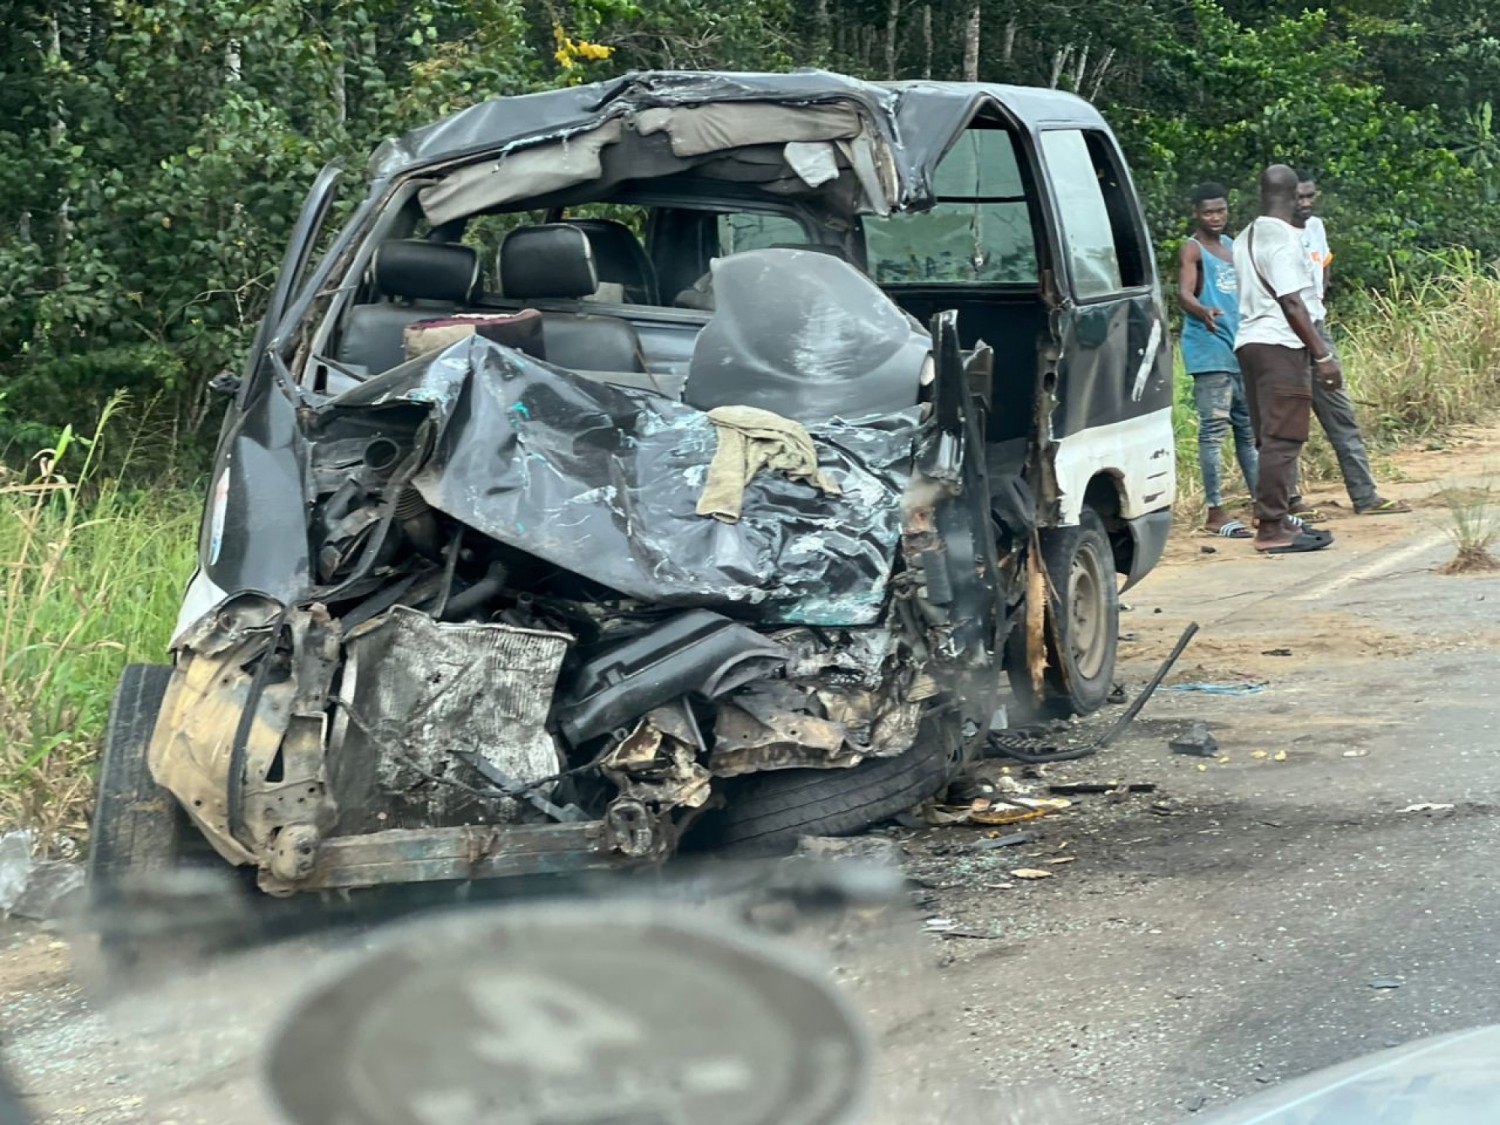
[[694, 713, 959, 854], [87, 664, 189, 889], [1007, 508, 1119, 720]]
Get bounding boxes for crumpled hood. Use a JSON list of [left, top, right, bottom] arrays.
[[320, 336, 923, 626]]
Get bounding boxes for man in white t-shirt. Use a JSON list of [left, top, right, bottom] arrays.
[[1231, 165, 1339, 553], [1288, 174, 1409, 516]]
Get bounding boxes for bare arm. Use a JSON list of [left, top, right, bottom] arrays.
[[1275, 293, 1323, 353], [1176, 240, 1222, 329], [1277, 292, 1343, 388]]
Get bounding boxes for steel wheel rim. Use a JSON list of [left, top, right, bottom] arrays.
[[1069, 544, 1109, 681]]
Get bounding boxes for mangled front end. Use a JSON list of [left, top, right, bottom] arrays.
[[153, 263, 998, 894]]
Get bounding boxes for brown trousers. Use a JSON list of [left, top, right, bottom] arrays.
[[1237, 343, 1312, 538]]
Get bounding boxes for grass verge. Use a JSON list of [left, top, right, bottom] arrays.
[[1437, 484, 1499, 574], [0, 399, 198, 851]]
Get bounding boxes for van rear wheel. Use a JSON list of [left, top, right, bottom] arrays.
[[1006, 508, 1119, 720]]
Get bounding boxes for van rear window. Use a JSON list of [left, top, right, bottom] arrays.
[[864, 128, 1037, 286]]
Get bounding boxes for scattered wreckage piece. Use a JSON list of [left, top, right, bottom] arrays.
[[1169, 722, 1220, 759], [917, 796, 1070, 828]]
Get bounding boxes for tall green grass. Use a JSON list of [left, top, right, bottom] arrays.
[[1177, 251, 1500, 516], [0, 399, 198, 848]]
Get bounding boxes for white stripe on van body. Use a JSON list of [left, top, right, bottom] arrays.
[[1051, 405, 1176, 524]]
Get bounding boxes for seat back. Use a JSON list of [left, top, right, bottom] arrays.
[[540, 316, 647, 373], [563, 218, 660, 305], [500, 224, 599, 300], [337, 241, 479, 374], [500, 225, 647, 373]]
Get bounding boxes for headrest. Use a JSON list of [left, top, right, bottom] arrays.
[[501, 225, 598, 300], [374, 240, 479, 304], [565, 219, 659, 304]]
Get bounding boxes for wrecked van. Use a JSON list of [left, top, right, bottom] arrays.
[[89, 71, 1174, 896]]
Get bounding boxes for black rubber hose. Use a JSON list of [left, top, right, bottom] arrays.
[[987, 621, 1202, 764], [441, 561, 507, 620]]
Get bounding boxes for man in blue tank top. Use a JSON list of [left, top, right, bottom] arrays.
[[1178, 183, 1259, 537]]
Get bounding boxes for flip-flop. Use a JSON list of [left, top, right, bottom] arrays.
[[1258, 530, 1335, 555], [1289, 506, 1327, 523], [1355, 497, 1411, 515], [1207, 519, 1252, 538]]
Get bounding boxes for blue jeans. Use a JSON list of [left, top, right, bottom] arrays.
[[1192, 370, 1259, 508]]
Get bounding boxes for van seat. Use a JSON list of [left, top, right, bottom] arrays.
[[337, 241, 480, 374], [499, 225, 647, 373]]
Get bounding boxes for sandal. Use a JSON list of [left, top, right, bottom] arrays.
[[1258, 530, 1335, 555], [1206, 519, 1252, 538], [1289, 505, 1327, 522], [1355, 497, 1411, 515]]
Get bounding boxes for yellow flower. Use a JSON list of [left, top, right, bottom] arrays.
[[554, 48, 574, 68]]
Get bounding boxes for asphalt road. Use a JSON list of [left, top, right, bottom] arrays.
[[857, 471, 1500, 1123], [1, 434, 1498, 1124]]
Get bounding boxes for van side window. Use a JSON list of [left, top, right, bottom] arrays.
[[1039, 129, 1147, 299], [863, 127, 1037, 286], [718, 212, 810, 253]]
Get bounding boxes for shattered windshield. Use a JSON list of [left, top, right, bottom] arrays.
[[864, 127, 1037, 285]]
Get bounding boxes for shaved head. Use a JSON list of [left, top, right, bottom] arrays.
[[1259, 164, 1299, 219]]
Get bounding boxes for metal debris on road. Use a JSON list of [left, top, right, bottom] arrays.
[[924, 917, 1001, 939], [1170, 721, 1219, 758], [969, 832, 1032, 850], [1096, 622, 1200, 749], [988, 622, 1200, 766], [1369, 979, 1404, 990], [1400, 802, 1455, 813]]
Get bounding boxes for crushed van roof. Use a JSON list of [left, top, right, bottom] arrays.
[[369, 69, 1106, 207]]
